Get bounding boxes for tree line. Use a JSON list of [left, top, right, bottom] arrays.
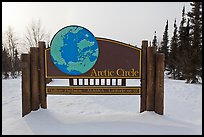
[[2, 19, 50, 79], [152, 2, 202, 83], [2, 2, 202, 84]]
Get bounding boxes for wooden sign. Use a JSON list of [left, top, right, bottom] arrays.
[[45, 25, 141, 95], [45, 37, 142, 95], [45, 37, 141, 79], [21, 25, 164, 117]]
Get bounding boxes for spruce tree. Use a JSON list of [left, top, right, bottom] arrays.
[[2, 47, 7, 78], [187, 2, 202, 83], [152, 31, 158, 50], [159, 20, 169, 69], [178, 6, 187, 80], [181, 19, 192, 82], [168, 19, 179, 79], [2, 47, 11, 79], [13, 49, 21, 77]]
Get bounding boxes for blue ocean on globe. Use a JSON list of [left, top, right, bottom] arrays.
[[50, 25, 99, 75]]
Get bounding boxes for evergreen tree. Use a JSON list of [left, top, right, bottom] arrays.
[[2, 47, 7, 78], [181, 19, 192, 82], [177, 6, 188, 80], [152, 31, 158, 50], [168, 19, 179, 79], [187, 2, 202, 83], [2, 47, 12, 79], [159, 20, 169, 69], [13, 49, 21, 77]]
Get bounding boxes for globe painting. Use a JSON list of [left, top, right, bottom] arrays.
[[50, 25, 99, 75]]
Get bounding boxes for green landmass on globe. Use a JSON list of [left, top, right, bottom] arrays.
[[50, 26, 99, 75]]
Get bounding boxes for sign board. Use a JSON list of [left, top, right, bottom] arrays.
[[45, 25, 141, 94], [45, 38, 141, 78]]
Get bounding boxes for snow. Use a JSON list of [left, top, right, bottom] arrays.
[[2, 76, 202, 135]]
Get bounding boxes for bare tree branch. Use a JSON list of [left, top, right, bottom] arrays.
[[24, 19, 50, 49]]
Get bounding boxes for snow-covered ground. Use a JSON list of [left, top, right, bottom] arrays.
[[2, 76, 202, 135]]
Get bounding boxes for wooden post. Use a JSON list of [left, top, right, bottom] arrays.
[[30, 47, 40, 111], [39, 42, 47, 109], [155, 53, 165, 115], [146, 47, 156, 111], [22, 54, 31, 117], [140, 40, 148, 112]]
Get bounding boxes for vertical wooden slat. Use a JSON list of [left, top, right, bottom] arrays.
[[146, 46, 156, 111], [99, 78, 101, 86], [155, 53, 165, 115], [140, 40, 148, 112], [39, 42, 47, 109], [30, 47, 40, 111], [122, 78, 126, 86], [110, 78, 112, 86], [76, 79, 79, 86], [22, 54, 31, 117], [69, 78, 73, 86]]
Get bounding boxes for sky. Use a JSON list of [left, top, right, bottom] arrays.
[[2, 2, 192, 52]]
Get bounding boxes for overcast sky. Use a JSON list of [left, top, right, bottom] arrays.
[[2, 2, 191, 51]]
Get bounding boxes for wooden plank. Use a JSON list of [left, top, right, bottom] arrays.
[[146, 47, 156, 111], [39, 42, 47, 109], [140, 40, 148, 112], [21, 54, 31, 117], [30, 47, 40, 111], [155, 53, 165, 115], [46, 86, 141, 95]]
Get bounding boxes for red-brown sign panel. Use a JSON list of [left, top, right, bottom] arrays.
[[45, 37, 141, 79]]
